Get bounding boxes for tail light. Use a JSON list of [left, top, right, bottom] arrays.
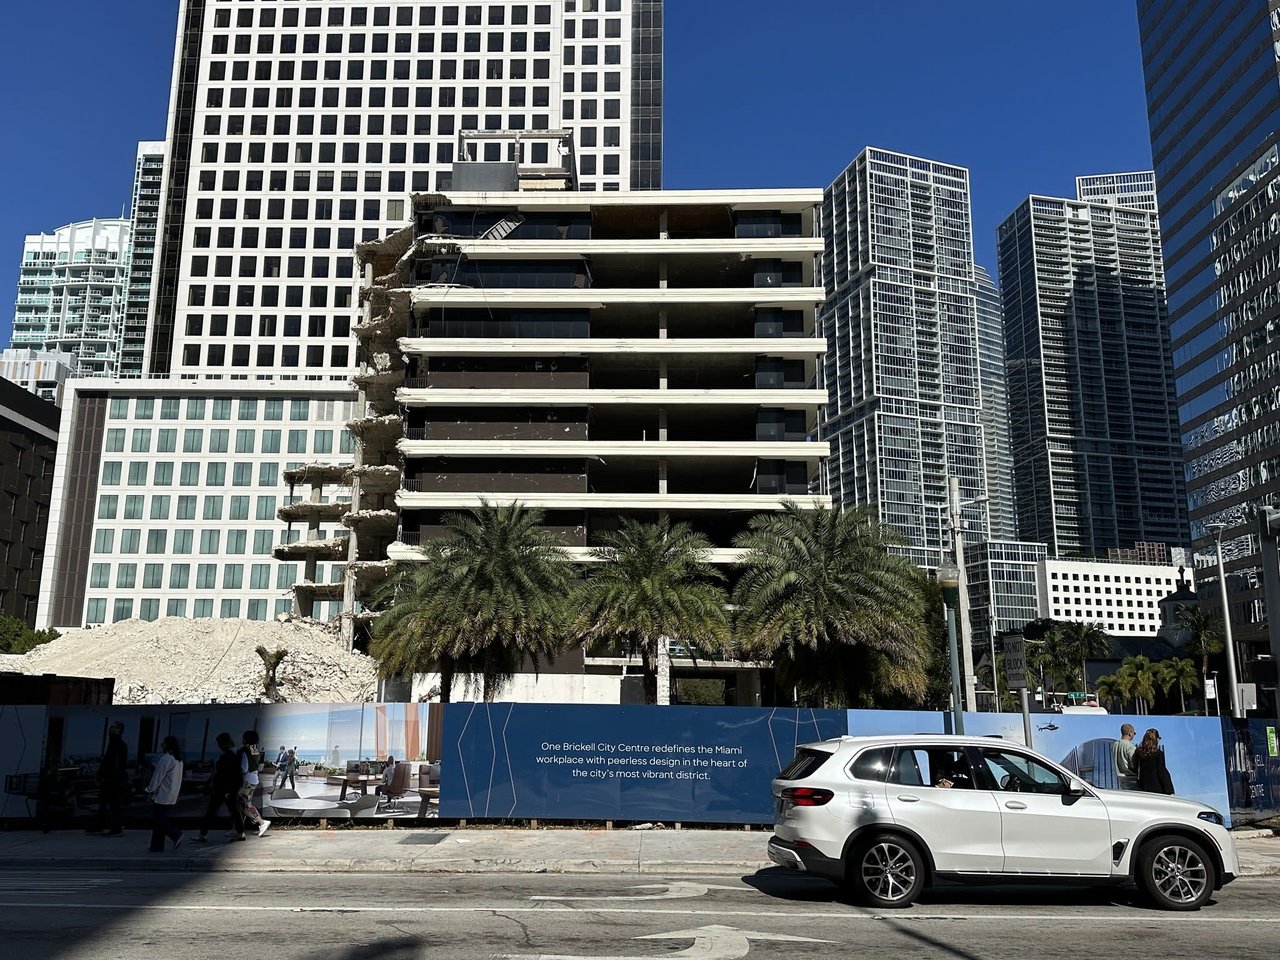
[[780, 787, 834, 806]]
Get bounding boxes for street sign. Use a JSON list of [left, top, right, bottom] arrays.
[[1267, 726, 1278, 759], [1205, 678, 1217, 700], [1240, 682, 1258, 711], [1004, 636, 1028, 689]]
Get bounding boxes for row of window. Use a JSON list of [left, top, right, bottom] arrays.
[[185, 314, 351, 339], [93, 526, 348, 556], [104, 430, 350, 457], [89, 560, 344, 591], [210, 3, 570, 32], [1048, 571, 1176, 585], [86, 596, 340, 624], [98, 493, 289, 522], [106, 396, 340, 420], [186, 282, 353, 309], [179, 342, 352, 369]]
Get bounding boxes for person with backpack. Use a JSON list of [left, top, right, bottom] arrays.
[[237, 730, 271, 838], [146, 736, 185, 852], [194, 732, 244, 842]]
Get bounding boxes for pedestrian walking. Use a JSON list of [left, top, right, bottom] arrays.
[[1112, 722, 1138, 789], [94, 721, 129, 837], [195, 732, 244, 842], [238, 730, 272, 837], [1133, 727, 1175, 795], [282, 748, 297, 791], [146, 736, 185, 853]]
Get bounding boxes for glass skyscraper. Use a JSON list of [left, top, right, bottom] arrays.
[[1136, 0, 1280, 665], [821, 147, 988, 568], [998, 191, 1185, 557], [975, 265, 1017, 541]]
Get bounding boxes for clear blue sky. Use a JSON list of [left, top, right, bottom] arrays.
[[0, 1, 1154, 346]]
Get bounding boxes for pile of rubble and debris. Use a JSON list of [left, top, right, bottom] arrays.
[[14, 617, 378, 705]]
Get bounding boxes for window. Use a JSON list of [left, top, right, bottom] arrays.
[[203, 496, 224, 520], [98, 495, 118, 520], [90, 564, 110, 588], [131, 429, 152, 453], [227, 530, 247, 554], [206, 463, 226, 485], [183, 429, 203, 453], [248, 599, 267, 621], [120, 529, 141, 553], [169, 564, 190, 589], [180, 463, 200, 486], [105, 429, 125, 452], [223, 564, 244, 590], [112, 599, 134, 623], [210, 429, 230, 453], [199, 530, 221, 554], [143, 564, 164, 589], [978, 748, 1068, 795], [109, 398, 129, 419], [236, 430, 256, 453], [253, 530, 274, 555], [94, 530, 114, 554], [250, 564, 271, 589], [288, 430, 307, 453], [258, 463, 278, 486], [888, 747, 978, 789], [230, 495, 250, 520], [147, 530, 168, 554], [194, 599, 214, 618], [115, 563, 137, 589], [276, 564, 298, 589], [124, 495, 144, 520], [158, 429, 177, 453], [101, 462, 122, 485], [150, 496, 171, 520], [262, 429, 282, 453], [86, 599, 107, 624], [197, 564, 218, 589], [173, 530, 194, 554], [256, 496, 278, 520]]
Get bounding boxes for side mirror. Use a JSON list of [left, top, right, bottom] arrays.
[[1066, 777, 1087, 796]]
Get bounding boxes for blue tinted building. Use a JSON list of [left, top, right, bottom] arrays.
[[1137, 0, 1280, 668]]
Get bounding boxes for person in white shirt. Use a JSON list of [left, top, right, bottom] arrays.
[[146, 736, 185, 852]]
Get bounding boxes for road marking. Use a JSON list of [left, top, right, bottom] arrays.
[[498, 924, 833, 960], [0, 879, 121, 890], [0, 901, 1275, 923], [531, 882, 743, 902]]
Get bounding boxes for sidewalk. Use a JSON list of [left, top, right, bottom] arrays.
[[0, 827, 1277, 877]]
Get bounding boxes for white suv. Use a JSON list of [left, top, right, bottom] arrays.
[[768, 735, 1238, 911]]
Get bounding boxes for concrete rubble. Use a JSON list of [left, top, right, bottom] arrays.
[[13, 617, 377, 704]]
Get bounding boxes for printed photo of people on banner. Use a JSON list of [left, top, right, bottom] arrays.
[[5, 703, 442, 832]]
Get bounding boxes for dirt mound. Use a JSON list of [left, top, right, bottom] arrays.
[[17, 617, 378, 704]]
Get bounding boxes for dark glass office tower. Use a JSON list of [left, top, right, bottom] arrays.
[[1136, 1, 1280, 669]]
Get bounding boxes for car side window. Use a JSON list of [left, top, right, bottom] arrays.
[[850, 747, 892, 783], [980, 749, 1067, 795], [887, 747, 929, 786]]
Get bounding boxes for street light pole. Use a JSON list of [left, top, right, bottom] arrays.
[[948, 478, 978, 713], [1207, 523, 1244, 719], [938, 558, 965, 735]]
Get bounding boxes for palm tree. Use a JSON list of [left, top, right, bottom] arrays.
[[1174, 604, 1223, 714], [731, 502, 931, 708], [1118, 655, 1160, 715], [1094, 672, 1132, 713], [370, 562, 459, 703], [1157, 657, 1200, 714], [370, 502, 576, 701], [1050, 620, 1111, 697], [575, 518, 732, 705]]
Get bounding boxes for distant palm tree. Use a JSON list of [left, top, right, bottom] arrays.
[[1174, 604, 1224, 713], [1094, 672, 1133, 713], [1050, 620, 1111, 697], [1157, 657, 1200, 714], [370, 502, 576, 701], [575, 518, 731, 705], [732, 502, 930, 708], [370, 563, 458, 703], [1118, 655, 1160, 715]]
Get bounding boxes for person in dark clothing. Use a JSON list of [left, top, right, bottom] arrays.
[[194, 733, 245, 842], [96, 722, 129, 837], [1133, 727, 1175, 795]]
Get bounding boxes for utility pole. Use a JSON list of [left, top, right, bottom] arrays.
[[1207, 522, 1243, 719], [948, 477, 977, 712]]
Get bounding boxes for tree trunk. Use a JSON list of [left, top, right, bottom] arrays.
[[1180, 688, 1186, 714], [641, 643, 657, 705], [439, 656, 455, 704]]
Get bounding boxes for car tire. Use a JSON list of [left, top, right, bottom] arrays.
[[1137, 833, 1216, 911], [846, 832, 926, 908]]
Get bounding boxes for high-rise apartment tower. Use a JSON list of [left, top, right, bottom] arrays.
[[998, 190, 1185, 558], [975, 264, 1016, 541], [821, 147, 988, 568]]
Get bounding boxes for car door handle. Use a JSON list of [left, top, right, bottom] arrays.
[[896, 794, 920, 802], [1004, 800, 1027, 810]]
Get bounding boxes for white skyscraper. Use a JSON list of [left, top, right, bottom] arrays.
[[120, 142, 165, 378], [145, 0, 663, 380], [10, 219, 132, 378], [1075, 171, 1159, 215]]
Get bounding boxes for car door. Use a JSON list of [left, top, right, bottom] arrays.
[[973, 745, 1113, 876], [884, 745, 1004, 873]]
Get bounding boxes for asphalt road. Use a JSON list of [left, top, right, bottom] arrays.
[[4, 869, 1277, 960]]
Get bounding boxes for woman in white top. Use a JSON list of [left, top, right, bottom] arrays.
[[146, 736, 184, 853]]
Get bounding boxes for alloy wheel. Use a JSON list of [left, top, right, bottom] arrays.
[[861, 841, 918, 902], [1151, 844, 1209, 905]]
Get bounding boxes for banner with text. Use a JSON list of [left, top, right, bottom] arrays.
[[438, 703, 846, 823]]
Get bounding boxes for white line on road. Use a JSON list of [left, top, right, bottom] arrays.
[[531, 882, 743, 902], [0, 901, 1275, 923], [498, 924, 833, 960]]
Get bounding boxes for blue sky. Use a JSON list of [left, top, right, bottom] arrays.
[[0, 1, 1154, 346]]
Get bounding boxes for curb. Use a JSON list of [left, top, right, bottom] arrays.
[[0, 856, 772, 876]]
